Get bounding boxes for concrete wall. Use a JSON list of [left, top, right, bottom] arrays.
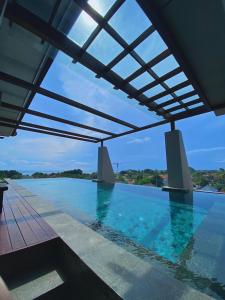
[[165, 130, 193, 191], [97, 146, 115, 183]]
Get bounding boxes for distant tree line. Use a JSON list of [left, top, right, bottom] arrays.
[[0, 169, 97, 180], [191, 168, 225, 192], [32, 169, 97, 180], [0, 168, 224, 191], [116, 169, 165, 187], [0, 170, 23, 179], [116, 168, 225, 191]]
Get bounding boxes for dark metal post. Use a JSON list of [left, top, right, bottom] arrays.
[[170, 121, 175, 131]]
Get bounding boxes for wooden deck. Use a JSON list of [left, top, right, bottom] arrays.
[[0, 185, 57, 256]]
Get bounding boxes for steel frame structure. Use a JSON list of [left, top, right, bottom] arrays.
[[0, 0, 218, 143]]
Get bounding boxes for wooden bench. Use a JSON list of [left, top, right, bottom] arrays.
[[0, 183, 8, 214]]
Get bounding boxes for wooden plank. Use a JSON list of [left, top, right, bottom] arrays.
[[8, 187, 57, 239], [3, 194, 26, 251], [21, 198, 57, 239], [0, 206, 12, 255], [14, 198, 50, 243], [6, 195, 39, 246]]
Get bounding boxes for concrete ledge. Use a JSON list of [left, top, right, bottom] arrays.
[[10, 181, 213, 300], [92, 179, 103, 183], [162, 186, 189, 193]]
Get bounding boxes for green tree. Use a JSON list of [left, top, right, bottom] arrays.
[[192, 173, 209, 188], [149, 174, 164, 187]]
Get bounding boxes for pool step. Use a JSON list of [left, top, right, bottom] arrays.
[[9, 268, 64, 300]]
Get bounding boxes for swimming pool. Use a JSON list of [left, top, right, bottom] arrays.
[[16, 178, 225, 298]]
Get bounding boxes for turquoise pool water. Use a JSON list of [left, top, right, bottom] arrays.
[[16, 178, 225, 298]]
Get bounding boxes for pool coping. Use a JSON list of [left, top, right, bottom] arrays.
[[8, 180, 214, 300]]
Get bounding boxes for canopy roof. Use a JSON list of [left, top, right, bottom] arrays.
[[137, 0, 225, 116], [0, 0, 224, 142]]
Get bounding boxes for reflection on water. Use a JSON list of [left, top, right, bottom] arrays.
[[96, 182, 115, 226], [169, 191, 193, 204], [169, 191, 194, 262]]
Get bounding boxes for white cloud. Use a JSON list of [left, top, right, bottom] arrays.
[[14, 136, 83, 160], [3, 156, 95, 172], [58, 65, 122, 138], [127, 137, 151, 144], [187, 146, 225, 155], [69, 160, 91, 165], [215, 159, 225, 163], [0, 135, 90, 170]]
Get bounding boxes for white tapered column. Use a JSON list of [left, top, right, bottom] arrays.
[[165, 126, 193, 191], [97, 143, 115, 183]]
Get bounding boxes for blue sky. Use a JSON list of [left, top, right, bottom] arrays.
[[0, 0, 225, 173]]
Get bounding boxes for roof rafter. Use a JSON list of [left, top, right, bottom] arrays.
[[0, 121, 98, 142], [0, 116, 100, 141], [144, 80, 191, 104], [97, 25, 155, 73], [74, 0, 191, 115], [101, 105, 209, 142], [73, 0, 125, 62], [156, 91, 197, 109], [0, 102, 114, 136], [163, 99, 202, 114], [132, 67, 182, 97], [0, 71, 138, 130]]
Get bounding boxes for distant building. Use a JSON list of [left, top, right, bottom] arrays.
[[201, 185, 218, 192]]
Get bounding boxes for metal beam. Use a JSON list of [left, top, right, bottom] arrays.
[[74, 0, 184, 117], [73, 0, 125, 62], [134, 67, 182, 97], [12, 57, 54, 137], [124, 49, 170, 84], [0, 117, 100, 141], [101, 105, 210, 142], [0, 122, 97, 142], [41, 0, 61, 43], [75, 0, 173, 116], [156, 90, 197, 109], [0, 71, 138, 129], [0, 102, 114, 136], [101, 26, 155, 72], [169, 105, 209, 120], [102, 120, 168, 141], [164, 99, 202, 114], [145, 80, 191, 104]]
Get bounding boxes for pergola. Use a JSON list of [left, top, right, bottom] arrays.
[[0, 0, 224, 189]]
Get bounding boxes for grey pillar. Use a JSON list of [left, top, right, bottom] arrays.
[[97, 145, 115, 183], [165, 129, 193, 191]]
